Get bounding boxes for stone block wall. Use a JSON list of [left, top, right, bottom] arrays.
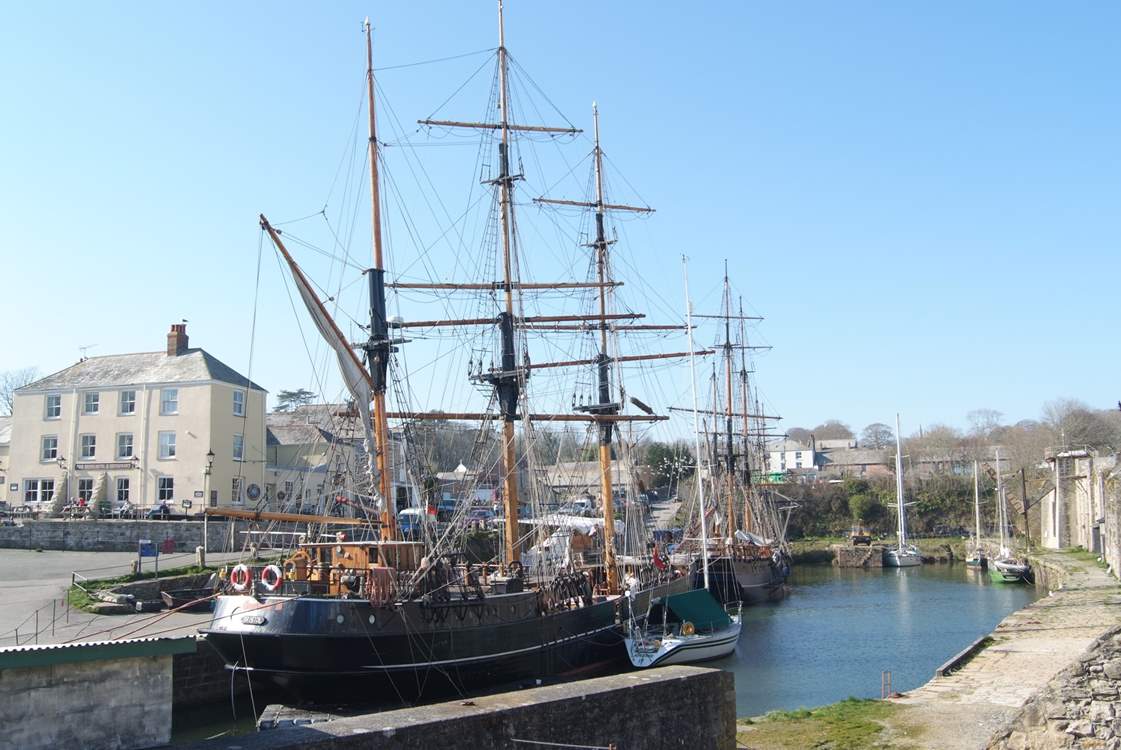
[[988, 625, 1121, 749], [173, 638, 247, 707], [0, 653, 173, 750], [832, 544, 884, 567], [183, 665, 736, 750], [0, 519, 241, 552]]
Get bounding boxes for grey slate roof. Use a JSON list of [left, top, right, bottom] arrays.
[[19, 349, 265, 392], [266, 404, 363, 446]]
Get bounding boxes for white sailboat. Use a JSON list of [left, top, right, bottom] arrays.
[[884, 414, 922, 567], [623, 258, 741, 668], [989, 448, 1030, 583]]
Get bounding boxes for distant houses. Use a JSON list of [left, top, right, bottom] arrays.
[[765, 436, 891, 481]]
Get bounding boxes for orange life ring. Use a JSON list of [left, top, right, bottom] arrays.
[[260, 564, 283, 593], [230, 564, 251, 592], [681, 621, 696, 636]]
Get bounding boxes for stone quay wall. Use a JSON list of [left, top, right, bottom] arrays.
[[0, 651, 176, 750], [173, 638, 248, 708], [183, 665, 736, 750], [988, 625, 1121, 750], [832, 543, 884, 567], [0, 519, 242, 552]]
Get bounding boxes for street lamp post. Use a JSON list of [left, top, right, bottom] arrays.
[[203, 449, 215, 554]]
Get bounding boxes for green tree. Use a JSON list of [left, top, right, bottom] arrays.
[[273, 388, 317, 413], [848, 493, 882, 523]]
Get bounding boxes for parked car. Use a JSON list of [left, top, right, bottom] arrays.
[[398, 507, 428, 538], [466, 508, 495, 527], [436, 498, 459, 523]]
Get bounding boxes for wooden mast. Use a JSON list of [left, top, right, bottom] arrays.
[[722, 265, 737, 540], [494, 0, 522, 566], [591, 103, 620, 594], [364, 18, 396, 540], [737, 296, 754, 534]]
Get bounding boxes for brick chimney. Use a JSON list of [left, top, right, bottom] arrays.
[[167, 323, 189, 356]]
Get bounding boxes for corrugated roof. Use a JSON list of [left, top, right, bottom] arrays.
[[0, 636, 197, 670], [18, 350, 265, 392]]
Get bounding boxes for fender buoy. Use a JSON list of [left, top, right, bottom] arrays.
[[260, 564, 283, 593], [230, 564, 251, 592], [681, 621, 696, 636]]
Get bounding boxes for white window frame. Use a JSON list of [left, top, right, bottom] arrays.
[[116, 433, 134, 460], [233, 390, 245, 417], [41, 435, 59, 462], [77, 478, 94, 502], [116, 477, 130, 503], [44, 394, 61, 420], [160, 388, 178, 416], [158, 431, 176, 460], [82, 392, 100, 415], [157, 476, 174, 502], [24, 478, 55, 504], [80, 433, 96, 459], [119, 390, 136, 416], [231, 477, 243, 505], [232, 434, 244, 462]]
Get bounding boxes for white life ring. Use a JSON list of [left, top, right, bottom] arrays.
[[260, 564, 283, 593], [230, 564, 251, 592]]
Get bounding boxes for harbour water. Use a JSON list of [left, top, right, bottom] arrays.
[[714, 562, 1041, 717]]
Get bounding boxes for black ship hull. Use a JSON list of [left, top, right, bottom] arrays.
[[201, 574, 690, 704], [700, 555, 789, 605]]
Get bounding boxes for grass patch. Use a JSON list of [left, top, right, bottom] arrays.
[[738, 697, 903, 750], [1065, 547, 1108, 569], [67, 562, 221, 612]]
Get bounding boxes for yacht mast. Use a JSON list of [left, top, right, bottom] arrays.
[[363, 19, 395, 539], [683, 257, 709, 589], [894, 413, 906, 551], [973, 459, 982, 545]]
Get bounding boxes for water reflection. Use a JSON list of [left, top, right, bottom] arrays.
[[712, 563, 1040, 717]]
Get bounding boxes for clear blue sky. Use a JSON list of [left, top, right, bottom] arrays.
[[2, 2, 1118, 438]]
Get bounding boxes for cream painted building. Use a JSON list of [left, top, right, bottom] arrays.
[[8, 324, 266, 511], [0, 416, 11, 505]]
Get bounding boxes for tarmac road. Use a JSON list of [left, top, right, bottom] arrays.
[[0, 548, 244, 647]]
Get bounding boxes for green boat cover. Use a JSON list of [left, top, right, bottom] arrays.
[[665, 588, 731, 630]]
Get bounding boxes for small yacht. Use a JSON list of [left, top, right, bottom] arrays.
[[884, 414, 923, 568], [624, 589, 742, 668]]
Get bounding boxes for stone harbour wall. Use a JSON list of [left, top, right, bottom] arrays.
[[988, 625, 1121, 749], [0, 519, 242, 552], [832, 543, 884, 567], [0, 653, 174, 750], [183, 665, 736, 750], [173, 638, 248, 708]]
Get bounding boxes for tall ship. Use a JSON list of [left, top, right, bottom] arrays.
[[680, 268, 792, 605], [200, 3, 696, 702]]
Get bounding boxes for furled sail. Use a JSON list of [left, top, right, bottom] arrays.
[[265, 216, 381, 509]]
